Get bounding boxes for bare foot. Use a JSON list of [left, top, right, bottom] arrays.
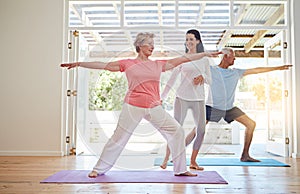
[[160, 162, 167, 169], [88, 170, 98, 178], [189, 164, 204, 171], [175, 171, 197, 176], [240, 156, 261, 162]]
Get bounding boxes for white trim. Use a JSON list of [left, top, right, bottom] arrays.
[[291, 0, 300, 160], [69, 0, 287, 3], [61, 0, 70, 156], [67, 26, 288, 31], [0, 151, 64, 156], [292, 153, 300, 158]]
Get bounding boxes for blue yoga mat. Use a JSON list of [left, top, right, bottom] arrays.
[[154, 157, 290, 167]]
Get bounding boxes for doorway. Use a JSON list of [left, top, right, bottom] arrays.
[[62, 1, 290, 161]]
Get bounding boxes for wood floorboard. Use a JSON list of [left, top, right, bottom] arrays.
[[0, 156, 299, 194]]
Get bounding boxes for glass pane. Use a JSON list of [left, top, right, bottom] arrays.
[[124, 1, 176, 27], [267, 46, 284, 140], [178, 1, 229, 27], [69, 1, 121, 27], [233, 3, 285, 27]]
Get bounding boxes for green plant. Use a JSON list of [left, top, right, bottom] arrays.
[[88, 71, 127, 111]]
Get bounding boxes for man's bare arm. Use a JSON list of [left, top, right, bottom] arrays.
[[243, 64, 292, 76]]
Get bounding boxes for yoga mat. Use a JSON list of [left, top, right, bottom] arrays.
[[40, 170, 227, 184], [154, 157, 290, 167]]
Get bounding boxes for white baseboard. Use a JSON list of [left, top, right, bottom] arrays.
[[0, 150, 64, 156], [292, 152, 300, 158]]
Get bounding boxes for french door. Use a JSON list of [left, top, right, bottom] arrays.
[[265, 31, 292, 157]]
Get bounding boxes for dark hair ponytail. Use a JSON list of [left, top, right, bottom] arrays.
[[196, 42, 204, 53]]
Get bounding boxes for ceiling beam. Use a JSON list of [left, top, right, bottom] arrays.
[[158, 2, 164, 53], [217, 4, 250, 50], [244, 4, 284, 53], [235, 50, 280, 58], [231, 34, 274, 38], [196, 3, 206, 27], [113, 2, 135, 52]]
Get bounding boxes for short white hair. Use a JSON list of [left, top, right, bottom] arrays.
[[220, 47, 234, 60], [134, 32, 155, 52]]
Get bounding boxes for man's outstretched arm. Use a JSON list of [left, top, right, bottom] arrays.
[[243, 64, 292, 76]]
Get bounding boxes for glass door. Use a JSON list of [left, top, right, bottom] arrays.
[[265, 31, 290, 157]]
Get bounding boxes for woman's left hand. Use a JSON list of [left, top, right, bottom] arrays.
[[193, 75, 204, 85], [60, 62, 79, 69]]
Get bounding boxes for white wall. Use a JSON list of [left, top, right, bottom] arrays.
[[0, 0, 64, 156]]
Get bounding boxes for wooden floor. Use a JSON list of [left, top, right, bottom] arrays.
[[0, 154, 299, 194]]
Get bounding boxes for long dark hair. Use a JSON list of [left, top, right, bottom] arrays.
[[185, 29, 205, 53]]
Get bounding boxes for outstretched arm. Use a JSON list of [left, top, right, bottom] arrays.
[[60, 61, 120, 72], [243, 64, 292, 76], [164, 51, 222, 71]]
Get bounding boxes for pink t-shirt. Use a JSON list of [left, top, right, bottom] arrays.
[[119, 59, 167, 108]]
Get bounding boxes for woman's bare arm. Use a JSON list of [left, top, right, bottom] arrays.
[[164, 51, 222, 71], [60, 60, 120, 72]]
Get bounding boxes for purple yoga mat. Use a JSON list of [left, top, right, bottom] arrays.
[[40, 170, 227, 184]]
